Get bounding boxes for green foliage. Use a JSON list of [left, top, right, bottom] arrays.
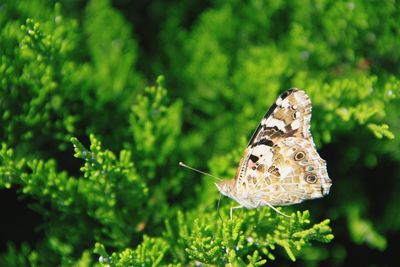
[[129, 76, 182, 180], [91, 209, 332, 266], [0, 243, 33, 267], [0, 0, 143, 155], [346, 205, 387, 251], [1, 0, 400, 266], [94, 237, 171, 267], [172, 210, 332, 265]]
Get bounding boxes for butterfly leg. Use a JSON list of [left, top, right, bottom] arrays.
[[262, 202, 290, 217], [230, 205, 242, 220]]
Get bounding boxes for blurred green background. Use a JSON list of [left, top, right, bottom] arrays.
[[1, 0, 399, 266]]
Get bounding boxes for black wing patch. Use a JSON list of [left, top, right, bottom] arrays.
[[248, 89, 298, 146], [251, 138, 274, 148]]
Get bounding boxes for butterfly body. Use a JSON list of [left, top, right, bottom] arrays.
[[216, 89, 331, 214]]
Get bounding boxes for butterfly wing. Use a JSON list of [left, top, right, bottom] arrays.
[[248, 88, 311, 145], [234, 89, 331, 207]]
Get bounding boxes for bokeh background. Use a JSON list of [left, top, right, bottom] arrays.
[[1, 0, 399, 266]]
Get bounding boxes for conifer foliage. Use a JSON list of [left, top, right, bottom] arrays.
[[1, 0, 399, 266]]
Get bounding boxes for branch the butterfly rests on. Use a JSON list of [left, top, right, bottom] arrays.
[[180, 89, 332, 221]]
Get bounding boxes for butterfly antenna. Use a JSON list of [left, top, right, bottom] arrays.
[[179, 162, 223, 181]]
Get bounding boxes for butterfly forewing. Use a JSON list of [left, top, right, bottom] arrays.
[[248, 88, 312, 146]]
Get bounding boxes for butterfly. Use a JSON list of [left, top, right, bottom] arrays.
[[215, 89, 332, 219]]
